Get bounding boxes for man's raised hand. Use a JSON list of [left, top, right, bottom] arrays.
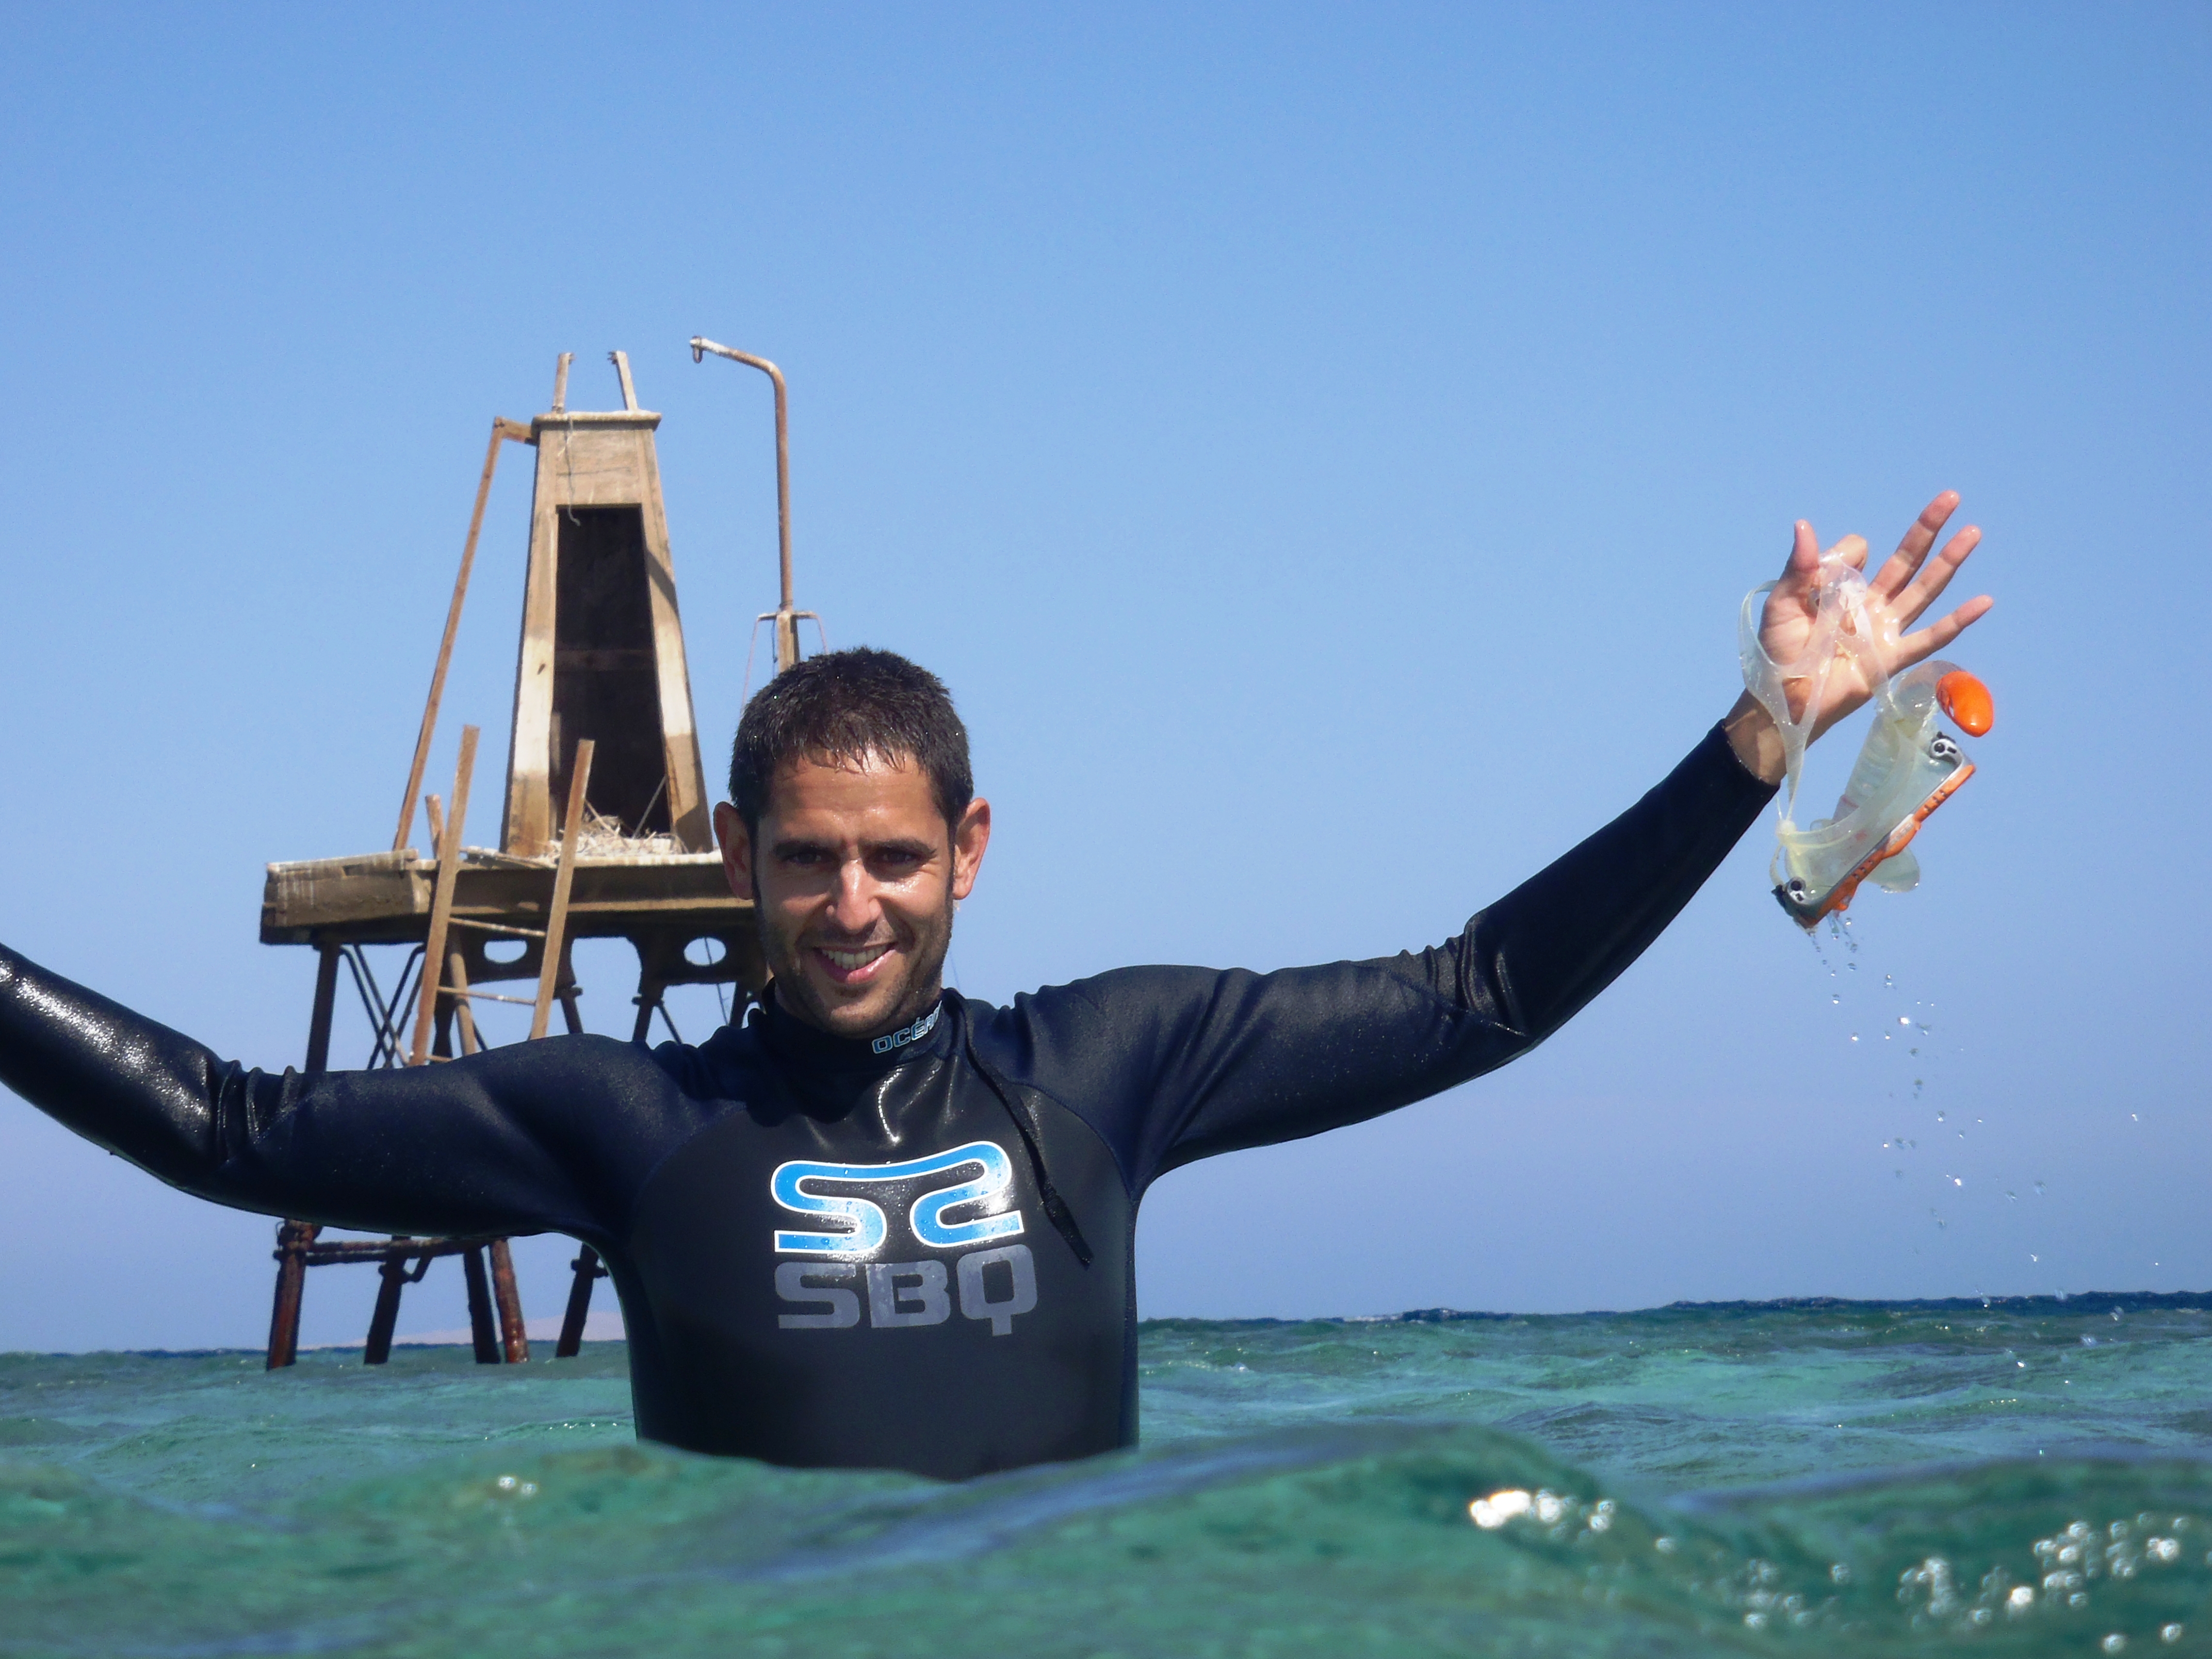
[[1723, 490, 1994, 785]]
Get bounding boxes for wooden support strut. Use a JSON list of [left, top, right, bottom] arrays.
[[540, 740, 607, 1352], [393, 419, 533, 855], [411, 727, 478, 1066], [355, 733, 585, 1365], [531, 739, 594, 1039], [446, 950, 484, 1054], [351, 724, 529, 1367]]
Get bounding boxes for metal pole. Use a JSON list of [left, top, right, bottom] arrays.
[[488, 1239, 530, 1363], [690, 335, 817, 673], [265, 1221, 319, 1370], [462, 1246, 501, 1363], [556, 1245, 606, 1358]]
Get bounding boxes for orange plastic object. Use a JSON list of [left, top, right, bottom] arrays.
[[1937, 671, 1994, 737], [1802, 761, 1976, 926]]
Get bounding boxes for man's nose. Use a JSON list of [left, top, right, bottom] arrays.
[[825, 858, 881, 931]]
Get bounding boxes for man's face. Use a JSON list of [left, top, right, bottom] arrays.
[[715, 753, 990, 1041]]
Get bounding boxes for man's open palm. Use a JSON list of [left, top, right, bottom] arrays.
[[1758, 490, 1994, 741]]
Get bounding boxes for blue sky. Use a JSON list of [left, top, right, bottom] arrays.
[[0, 5, 2205, 1349]]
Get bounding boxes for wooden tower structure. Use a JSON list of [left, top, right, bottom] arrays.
[[257, 350, 786, 1368]]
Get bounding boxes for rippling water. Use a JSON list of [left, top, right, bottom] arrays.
[[8, 1295, 2212, 1655]]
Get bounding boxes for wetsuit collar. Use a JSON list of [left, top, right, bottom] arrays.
[[749, 989, 955, 1072]]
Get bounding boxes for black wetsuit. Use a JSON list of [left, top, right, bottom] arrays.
[[0, 726, 1770, 1478]]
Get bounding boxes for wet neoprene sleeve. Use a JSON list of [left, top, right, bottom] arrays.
[[0, 723, 1771, 1224]]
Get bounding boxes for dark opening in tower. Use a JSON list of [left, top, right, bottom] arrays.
[[549, 505, 671, 837]]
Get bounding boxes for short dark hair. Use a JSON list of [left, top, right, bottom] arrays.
[[728, 647, 974, 835]]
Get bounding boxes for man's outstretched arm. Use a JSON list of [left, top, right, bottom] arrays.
[[0, 946, 655, 1241], [1018, 494, 1992, 1186], [1049, 719, 1771, 1183]]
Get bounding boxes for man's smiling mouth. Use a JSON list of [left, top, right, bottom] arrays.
[[814, 943, 893, 982]]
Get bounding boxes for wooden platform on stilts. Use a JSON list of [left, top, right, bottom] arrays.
[[259, 346, 789, 1371]]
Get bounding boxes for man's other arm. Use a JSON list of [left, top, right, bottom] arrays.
[[1037, 723, 1772, 1188], [0, 945, 644, 1240]]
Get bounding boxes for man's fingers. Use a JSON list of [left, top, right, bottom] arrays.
[[1764, 521, 1825, 631], [1778, 518, 1821, 585], [1872, 490, 1961, 599], [1889, 525, 1982, 626], [1892, 593, 1994, 667]]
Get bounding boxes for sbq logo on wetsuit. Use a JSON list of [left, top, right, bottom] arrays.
[[769, 1141, 1038, 1337], [769, 1141, 1025, 1257]]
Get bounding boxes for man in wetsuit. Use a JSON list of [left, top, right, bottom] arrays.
[[0, 496, 1990, 1479]]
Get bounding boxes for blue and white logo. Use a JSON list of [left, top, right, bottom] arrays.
[[870, 1002, 942, 1055], [770, 1140, 1025, 1258]]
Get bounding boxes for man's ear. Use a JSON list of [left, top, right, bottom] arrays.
[[950, 796, 991, 902], [713, 802, 757, 902]]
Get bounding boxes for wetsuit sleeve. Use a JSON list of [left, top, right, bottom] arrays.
[[1024, 723, 1772, 1188], [0, 945, 670, 1241]]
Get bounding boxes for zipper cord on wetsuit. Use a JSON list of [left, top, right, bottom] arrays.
[[948, 992, 1095, 1268]]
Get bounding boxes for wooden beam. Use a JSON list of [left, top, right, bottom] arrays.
[[531, 739, 594, 1039], [446, 951, 484, 1054], [409, 726, 478, 1066], [394, 422, 530, 853]]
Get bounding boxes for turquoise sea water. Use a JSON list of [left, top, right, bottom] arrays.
[[7, 1295, 2212, 1656]]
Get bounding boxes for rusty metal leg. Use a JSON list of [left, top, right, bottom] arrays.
[[462, 1246, 501, 1363], [265, 1220, 320, 1370], [488, 1238, 529, 1362], [363, 1243, 412, 1365], [556, 947, 585, 1036], [305, 944, 341, 1073], [267, 948, 344, 1371], [556, 1245, 606, 1358], [630, 978, 664, 1044]]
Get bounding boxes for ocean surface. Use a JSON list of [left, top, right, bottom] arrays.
[[8, 1295, 2212, 1656]]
